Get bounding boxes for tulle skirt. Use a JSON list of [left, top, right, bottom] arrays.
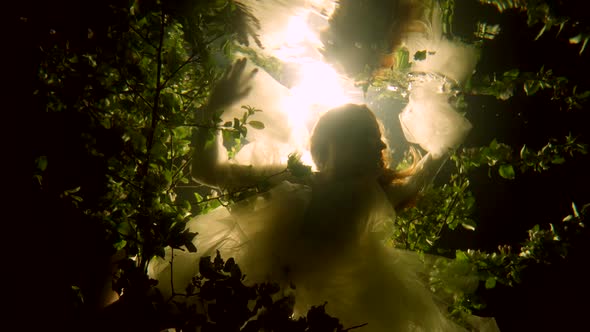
[[149, 182, 499, 332]]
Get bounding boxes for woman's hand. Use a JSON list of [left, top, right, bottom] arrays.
[[202, 58, 258, 122]]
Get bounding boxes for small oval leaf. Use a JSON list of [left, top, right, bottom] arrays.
[[499, 164, 515, 179], [36, 156, 48, 171], [248, 120, 265, 130], [485, 277, 497, 289]]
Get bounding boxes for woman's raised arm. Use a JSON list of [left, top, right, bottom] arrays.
[[191, 59, 291, 189]]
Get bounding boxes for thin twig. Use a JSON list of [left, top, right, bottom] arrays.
[[142, 10, 166, 177], [181, 84, 209, 113], [174, 185, 207, 189], [108, 172, 144, 191], [437, 188, 462, 237], [116, 231, 143, 245], [343, 322, 369, 331], [180, 123, 221, 129], [160, 54, 200, 89], [205, 32, 227, 45], [169, 127, 174, 171], [128, 24, 158, 50], [167, 156, 193, 193], [124, 79, 153, 109]]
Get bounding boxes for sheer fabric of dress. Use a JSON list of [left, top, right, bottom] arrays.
[[398, 0, 477, 158], [149, 178, 498, 331], [150, 0, 499, 331]]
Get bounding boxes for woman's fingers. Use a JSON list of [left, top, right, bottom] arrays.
[[247, 67, 258, 80], [206, 58, 257, 111], [228, 58, 247, 81], [230, 59, 257, 95]]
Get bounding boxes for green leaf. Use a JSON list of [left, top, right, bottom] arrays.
[[36, 156, 48, 171], [248, 120, 265, 130], [185, 241, 197, 253], [572, 202, 580, 218], [485, 277, 497, 289], [222, 129, 241, 152], [114, 239, 127, 251], [194, 192, 203, 202], [395, 47, 411, 70], [461, 223, 476, 231], [552, 156, 565, 164], [519, 145, 529, 159], [489, 139, 498, 150], [523, 80, 540, 96], [455, 250, 469, 262], [503, 69, 520, 79], [569, 33, 583, 44], [183, 199, 192, 211], [413, 50, 427, 61], [287, 153, 312, 177], [535, 23, 548, 40], [498, 164, 515, 179]]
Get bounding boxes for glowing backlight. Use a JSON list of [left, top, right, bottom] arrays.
[[245, 2, 359, 168]]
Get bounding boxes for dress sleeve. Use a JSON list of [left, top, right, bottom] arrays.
[[399, 0, 477, 158], [192, 132, 293, 190], [399, 81, 472, 159]]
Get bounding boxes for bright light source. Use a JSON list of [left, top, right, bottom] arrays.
[[285, 15, 308, 45], [261, 4, 356, 169]]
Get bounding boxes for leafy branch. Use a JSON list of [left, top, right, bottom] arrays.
[[394, 174, 477, 253], [428, 201, 588, 319], [469, 67, 590, 109], [152, 251, 365, 332], [142, 10, 166, 179], [478, 0, 589, 54], [452, 135, 588, 179]]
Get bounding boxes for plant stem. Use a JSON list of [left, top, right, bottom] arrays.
[[144, 9, 166, 171], [160, 53, 200, 89]]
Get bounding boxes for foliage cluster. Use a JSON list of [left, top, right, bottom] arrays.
[[33, 0, 258, 316], [478, 0, 590, 53], [158, 252, 360, 332]]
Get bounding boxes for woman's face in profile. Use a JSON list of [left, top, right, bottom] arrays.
[[311, 104, 388, 177]]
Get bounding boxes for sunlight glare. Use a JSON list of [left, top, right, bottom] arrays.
[[285, 15, 308, 45], [266, 4, 355, 168], [279, 61, 350, 168]]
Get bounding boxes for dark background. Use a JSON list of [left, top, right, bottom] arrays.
[[446, 1, 590, 330]]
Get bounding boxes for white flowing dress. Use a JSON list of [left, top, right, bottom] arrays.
[[150, 173, 498, 331]]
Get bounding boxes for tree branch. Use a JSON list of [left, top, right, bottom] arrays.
[[129, 24, 158, 50], [437, 187, 463, 237], [141, 10, 166, 179], [160, 54, 200, 90], [167, 157, 193, 193], [124, 80, 154, 109]]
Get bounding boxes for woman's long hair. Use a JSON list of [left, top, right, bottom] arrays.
[[320, 0, 424, 78]]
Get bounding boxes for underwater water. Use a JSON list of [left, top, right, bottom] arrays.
[[19, 0, 590, 331]]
